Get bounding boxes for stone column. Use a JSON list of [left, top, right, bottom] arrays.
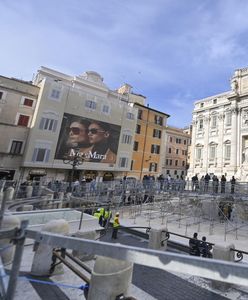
[[188, 119, 197, 176], [148, 227, 168, 250], [202, 114, 210, 174], [0, 215, 20, 265], [4, 187, 15, 202], [87, 256, 133, 300], [26, 185, 33, 198], [217, 112, 225, 173], [230, 106, 238, 171], [31, 219, 69, 276], [212, 243, 235, 290]]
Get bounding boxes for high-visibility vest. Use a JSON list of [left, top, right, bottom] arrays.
[[94, 212, 101, 220], [104, 210, 112, 219], [113, 216, 120, 228], [100, 208, 105, 216]]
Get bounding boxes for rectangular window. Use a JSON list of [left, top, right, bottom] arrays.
[[17, 114, 29, 127], [168, 148, 172, 153], [169, 159, 172, 166], [102, 105, 110, 114], [184, 140, 187, 145], [166, 159, 168, 165], [122, 134, 132, 144], [175, 160, 178, 166], [85, 100, 97, 110], [198, 119, 203, 131], [154, 115, 163, 125], [32, 148, 50, 162], [149, 163, 157, 172], [119, 157, 128, 168], [138, 110, 143, 120], [23, 98, 34, 107], [225, 144, 231, 159], [130, 160, 134, 170], [39, 118, 57, 132], [0, 91, 3, 99], [133, 141, 139, 151], [10, 141, 23, 154], [209, 146, 216, 160], [226, 112, 232, 126], [136, 124, 141, 134], [151, 144, 160, 154], [153, 129, 161, 138], [126, 112, 134, 120], [176, 149, 179, 154], [182, 161, 185, 166], [174, 170, 177, 175], [170, 136, 173, 142], [211, 115, 217, 128], [196, 148, 202, 160], [50, 89, 61, 100]]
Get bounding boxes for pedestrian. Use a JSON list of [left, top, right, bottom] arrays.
[[204, 173, 210, 192], [103, 207, 112, 227], [221, 175, 226, 193], [189, 232, 200, 256], [200, 236, 212, 258], [112, 212, 120, 239], [230, 176, 236, 194]]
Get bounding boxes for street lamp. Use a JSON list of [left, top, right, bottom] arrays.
[[63, 148, 84, 192]]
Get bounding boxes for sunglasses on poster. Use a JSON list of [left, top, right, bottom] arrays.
[[67, 127, 87, 135], [88, 128, 106, 134]]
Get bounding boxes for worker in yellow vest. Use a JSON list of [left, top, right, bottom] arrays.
[[93, 208, 103, 226], [111, 212, 120, 239], [103, 208, 112, 227]]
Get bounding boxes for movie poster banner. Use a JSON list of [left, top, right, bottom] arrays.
[[55, 113, 121, 164]]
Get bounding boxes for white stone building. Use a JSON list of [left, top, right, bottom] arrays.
[[189, 67, 248, 181]]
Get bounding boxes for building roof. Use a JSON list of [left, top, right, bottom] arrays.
[[133, 102, 170, 117]]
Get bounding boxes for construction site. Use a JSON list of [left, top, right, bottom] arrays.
[[0, 180, 248, 299]]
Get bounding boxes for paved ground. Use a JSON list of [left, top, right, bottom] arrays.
[[100, 229, 228, 300]]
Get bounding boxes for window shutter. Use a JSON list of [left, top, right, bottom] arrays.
[[53, 120, 58, 132], [32, 148, 38, 162], [39, 118, 45, 129], [45, 149, 50, 162]]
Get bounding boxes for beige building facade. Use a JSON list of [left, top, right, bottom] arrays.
[[163, 126, 190, 178], [0, 76, 39, 180], [189, 67, 248, 181], [20, 67, 138, 182]]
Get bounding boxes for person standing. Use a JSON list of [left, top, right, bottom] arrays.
[[189, 232, 200, 256], [200, 236, 212, 258], [221, 175, 227, 193], [204, 173, 210, 192], [230, 176, 236, 194], [112, 212, 120, 239]]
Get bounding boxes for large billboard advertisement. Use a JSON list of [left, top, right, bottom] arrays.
[[55, 113, 121, 164]]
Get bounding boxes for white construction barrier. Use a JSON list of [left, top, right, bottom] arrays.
[[31, 219, 69, 276], [88, 256, 133, 300]]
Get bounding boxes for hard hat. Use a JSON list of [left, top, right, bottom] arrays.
[[97, 208, 101, 212], [116, 212, 119, 215]]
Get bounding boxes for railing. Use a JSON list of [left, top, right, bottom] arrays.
[[1, 222, 248, 299], [117, 226, 248, 262], [2, 178, 248, 201]]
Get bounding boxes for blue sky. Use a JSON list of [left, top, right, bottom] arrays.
[[1, 0, 248, 128]]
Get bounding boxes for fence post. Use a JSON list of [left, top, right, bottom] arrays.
[[5, 220, 28, 300]]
